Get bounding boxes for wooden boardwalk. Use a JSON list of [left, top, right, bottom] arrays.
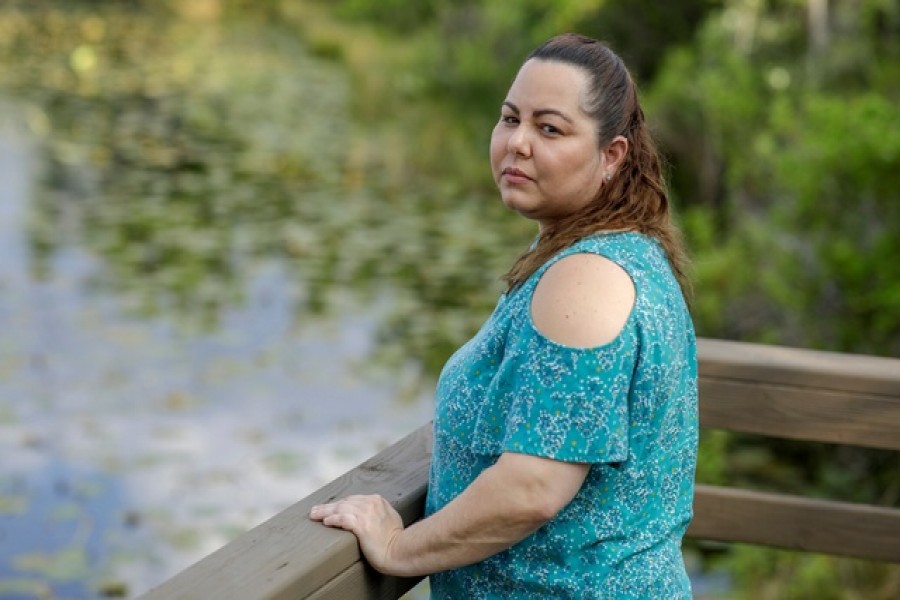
[[139, 338, 900, 599]]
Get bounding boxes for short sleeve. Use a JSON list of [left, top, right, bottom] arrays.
[[470, 319, 637, 463]]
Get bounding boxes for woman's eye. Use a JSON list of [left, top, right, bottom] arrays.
[[501, 115, 519, 124], [542, 124, 561, 134]]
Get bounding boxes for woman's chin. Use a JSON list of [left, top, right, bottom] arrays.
[[500, 194, 537, 216]]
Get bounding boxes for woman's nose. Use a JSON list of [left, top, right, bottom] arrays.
[[507, 125, 531, 157]]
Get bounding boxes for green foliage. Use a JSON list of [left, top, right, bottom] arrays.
[[762, 92, 900, 354], [728, 545, 900, 600], [695, 429, 729, 485], [334, 0, 447, 33], [574, 0, 723, 82], [646, 1, 900, 355]]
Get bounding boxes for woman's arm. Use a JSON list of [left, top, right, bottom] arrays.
[[310, 252, 635, 576], [310, 452, 588, 576]]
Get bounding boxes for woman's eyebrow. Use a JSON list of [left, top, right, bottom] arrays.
[[501, 101, 573, 124], [534, 109, 573, 124]]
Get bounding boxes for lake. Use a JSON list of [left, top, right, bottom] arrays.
[[0, 5, 473, 597]]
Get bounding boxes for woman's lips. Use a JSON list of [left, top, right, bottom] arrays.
[[502, 167, 533, 184]]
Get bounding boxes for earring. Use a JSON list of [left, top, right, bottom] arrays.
[[605, 172, 612, 182]]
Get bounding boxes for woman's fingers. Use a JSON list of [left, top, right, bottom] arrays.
[[310, 500, 354, 529], [309, 495, 389, 533], [308, 494, 404, 574]]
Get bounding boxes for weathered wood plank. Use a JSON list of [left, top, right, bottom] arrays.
[[306, 561, 421, 600], [138, 423, 433, 600], [688, 484, 900, 563], [699, 377, 900, 450], [698, 338, 900, 396]]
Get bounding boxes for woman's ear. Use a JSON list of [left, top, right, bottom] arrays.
[[602, 135, 629, 179]]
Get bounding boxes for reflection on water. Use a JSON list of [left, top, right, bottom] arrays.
[[0, 463, 125, 599], [0, 116, 434, 597]]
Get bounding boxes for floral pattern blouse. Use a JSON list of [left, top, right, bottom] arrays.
[[425, 232, 698, 599]]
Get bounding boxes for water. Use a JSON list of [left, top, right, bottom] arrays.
[[0, 111, 437, 597], [0, 8, 444, 597]]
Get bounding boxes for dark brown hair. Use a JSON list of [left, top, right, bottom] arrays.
[[501, 33, 691, 297]]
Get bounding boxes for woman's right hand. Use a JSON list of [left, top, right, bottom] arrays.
[[309, 494, 405, 575]]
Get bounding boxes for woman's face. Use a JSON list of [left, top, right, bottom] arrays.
[[489, 59, 608, 231]]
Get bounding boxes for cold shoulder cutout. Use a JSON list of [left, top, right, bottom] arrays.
[[531, 252, 636, 349]]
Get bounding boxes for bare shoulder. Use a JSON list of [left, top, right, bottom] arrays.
[[531, 252, 635, 348]]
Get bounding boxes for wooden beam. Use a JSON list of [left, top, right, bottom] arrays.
[[138, 424, 433, 600], [306, 561, 418, 600], [699, 377, 900, 450], [698, 338, 900, 397], [697, 338, 900, 450], [688, 484, 900, 563]]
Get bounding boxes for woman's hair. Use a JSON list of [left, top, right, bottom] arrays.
[[501, 33, 691, 298]]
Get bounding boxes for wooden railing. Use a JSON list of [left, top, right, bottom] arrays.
[[139, 338, 900, 599], [689, 339, 900, 561]]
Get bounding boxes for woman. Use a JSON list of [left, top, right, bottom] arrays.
[[311, 33, 698, 598]]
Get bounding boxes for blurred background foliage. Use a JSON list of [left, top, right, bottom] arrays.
[[1, 0, 898, 597]]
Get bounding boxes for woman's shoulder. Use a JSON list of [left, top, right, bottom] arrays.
[[531, 251, 636, 349]]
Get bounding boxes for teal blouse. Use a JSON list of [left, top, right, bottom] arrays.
[[425, 232, 698, 599]]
